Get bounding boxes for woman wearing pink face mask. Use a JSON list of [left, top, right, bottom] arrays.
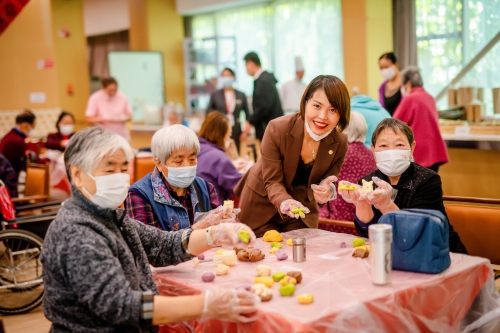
[[338, 118, 467, 254], [378, 52, 402, 116]]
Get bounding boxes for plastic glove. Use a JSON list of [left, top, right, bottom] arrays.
[[311, 175, 338, 204], [367, 176, 396, 210], [280, 199, 310, 219], [232, 158, 249, 172], [211, 223, 256, 247], [338, 181, 364, 205], [202, 289, 260, 322], [192, 205, 235, 230]]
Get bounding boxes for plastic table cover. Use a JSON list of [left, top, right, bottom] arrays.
[[152, 229, 500, 333]]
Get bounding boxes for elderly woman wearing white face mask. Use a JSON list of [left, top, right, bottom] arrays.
[[41, 126, 259, 332], [338, 118, 467, 254], [126, 125, 231, 231]]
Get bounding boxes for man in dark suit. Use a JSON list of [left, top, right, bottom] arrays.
[[241, 52, 283, 142], [206, 68, 250, 152]]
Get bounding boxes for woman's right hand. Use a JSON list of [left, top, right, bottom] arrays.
[[280, 199, 310, 219], [202, 289, 260, 322], [192, 206, 235, 230], [338, 181, 363, 206]]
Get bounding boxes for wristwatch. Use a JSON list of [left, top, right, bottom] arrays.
[[206, 227, 214, 246]]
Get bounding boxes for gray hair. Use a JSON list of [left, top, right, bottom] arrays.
[[151, 124, 200, 164], [64, 125, 133, 182], [343, 112, 367, 143], [401, 66, 423, 87]]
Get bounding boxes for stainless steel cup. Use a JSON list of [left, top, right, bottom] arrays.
[[292, 237, 306, 262]]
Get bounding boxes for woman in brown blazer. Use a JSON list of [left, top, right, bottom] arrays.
[[235, 75, 350, 236]]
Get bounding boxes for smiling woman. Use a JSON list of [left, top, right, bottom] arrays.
[[235, 75, 350, 236]]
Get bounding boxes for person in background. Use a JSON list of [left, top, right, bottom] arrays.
[[378, 52, 402, 116], [197, 112, 246, 204], [339, 118, 466, 254], [85, 76, 133, 141], [393, 66, 449, 172], [0, 110, 37, 176], [235, 75, 349, 236], [46, 111, 75, 152], [168, 110, 184, 126], [279, 56, 308, 115], [0, 153, 18, 197], [319, 112, 376, 235], [241, 52, 283, 142], [126, 125, 224, 232], [41, 126, 259, 332], [206, 68, 250, 152], [350, 95, 391, 148]]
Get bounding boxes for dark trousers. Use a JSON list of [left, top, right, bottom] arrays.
[[252, 212, 308, 238]]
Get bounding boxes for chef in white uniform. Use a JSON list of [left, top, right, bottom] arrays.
[[279, 56, 308, 115]]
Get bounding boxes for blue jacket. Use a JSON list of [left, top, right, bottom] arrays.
[[129, 169, 211, 231], [351, 95, 391, 148], [197, 138, 242, 204]]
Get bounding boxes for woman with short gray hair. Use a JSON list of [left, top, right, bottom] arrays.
[[126, 124, 228, 231], [319, 112, 376, 233], [41, 125, 259, 332]]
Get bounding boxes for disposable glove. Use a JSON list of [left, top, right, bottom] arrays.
[[366, 176, 396, 210], [211, 223, 256, 247], [311, 175, 338, 204], [202, 289, 260, 322], [280, 199, 310, 219], [192, 205, 235, 230]]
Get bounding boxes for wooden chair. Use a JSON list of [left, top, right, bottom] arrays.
[[133, 157, 156, 183], [318, 218, 355, 230], [12, 163, 50, 205], [239, 139, 261, 162]]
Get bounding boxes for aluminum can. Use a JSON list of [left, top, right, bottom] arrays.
[[369, 224, 392, 285], [292, 238, 306, 262]]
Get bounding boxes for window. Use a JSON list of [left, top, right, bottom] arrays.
[[416, 0, 500, 114], [191, 0, 343, 97]]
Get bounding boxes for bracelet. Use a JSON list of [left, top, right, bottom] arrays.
[[206, 227, 214, 246], [140, 290, 154, 326]]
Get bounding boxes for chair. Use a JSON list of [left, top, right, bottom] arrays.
[[12, 163, 50, 205], [239, 139, 261, 162], [133, 157, 156, 183], [443, 196, 500, 266], [318, 218, 356, 230]]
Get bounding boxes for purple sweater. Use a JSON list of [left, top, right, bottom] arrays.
[[197, 138, 242, 204]]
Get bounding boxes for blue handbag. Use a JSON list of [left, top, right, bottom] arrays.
[[378, 209, 451, 274]]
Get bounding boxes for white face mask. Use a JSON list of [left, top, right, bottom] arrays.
[[380, 66, 397, 81], [220, 77, 235, 88], [305, 120, 332, 141], [82, 173, 130, 209], [60, 124, 74, 136], [375, 149, 411, 177], [165, 165, 197, 189]]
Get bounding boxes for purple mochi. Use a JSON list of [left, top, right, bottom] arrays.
[[340, 242, 347, 248], [201, 272, 215, 282], [275, 249, 288, 260], [236, 285, 252, 292], [197, 253, 205, 260]]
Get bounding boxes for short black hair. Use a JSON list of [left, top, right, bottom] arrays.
[[222, 67, 236, 77], [379, 52, 397, 64], [100, 76, 118, 88], [243, 52, 261, 66], [15, 110, 36, 125], [56, 111, 75, 130], [371, 118, 414, 146]]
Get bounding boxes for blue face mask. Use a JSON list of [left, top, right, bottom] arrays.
[[164, 165, 197, 189], [220, 77, 235, 88]]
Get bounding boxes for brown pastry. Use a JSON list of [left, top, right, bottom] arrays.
[[235, 248, 265, 262], [352, 248, 369, 259], [286, 271, 302, 284]]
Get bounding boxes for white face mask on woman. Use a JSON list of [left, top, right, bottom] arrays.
[[305, 121, 333, 141], [380, 66, 397, 81], [82, 173, 130, 209], [375, 149, 411, 177], [60, 124, 74, 136]]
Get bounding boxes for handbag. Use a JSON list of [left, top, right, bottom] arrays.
[[0, 180, 16, 221], [378, 208, 451, 274]]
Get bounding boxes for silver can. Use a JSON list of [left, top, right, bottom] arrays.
[[292, 238, 306, 262], [368, 224, 392, 285]]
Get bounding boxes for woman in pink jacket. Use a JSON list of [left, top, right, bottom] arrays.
[[393, 66, 449, 172]]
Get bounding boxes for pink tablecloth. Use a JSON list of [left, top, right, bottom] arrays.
[[153, 229, 500, 333]]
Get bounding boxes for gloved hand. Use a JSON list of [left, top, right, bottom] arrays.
[[202, 289, 260, 322], [311, 175, 338, 204], [192, 206, 235, 230], [338, 181, 364, 205], [210, 223, 256, 247], [366, 176, 396, 210], [280, 199, 310, 219]]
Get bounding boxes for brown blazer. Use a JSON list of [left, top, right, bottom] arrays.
[[234, 113, 348, 230]]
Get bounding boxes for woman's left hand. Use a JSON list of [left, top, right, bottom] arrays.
[[210, 223, 256, 247], [192, 206, 235, 230], [367, 176, 396, 210], [311, 175, 338, 204]]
